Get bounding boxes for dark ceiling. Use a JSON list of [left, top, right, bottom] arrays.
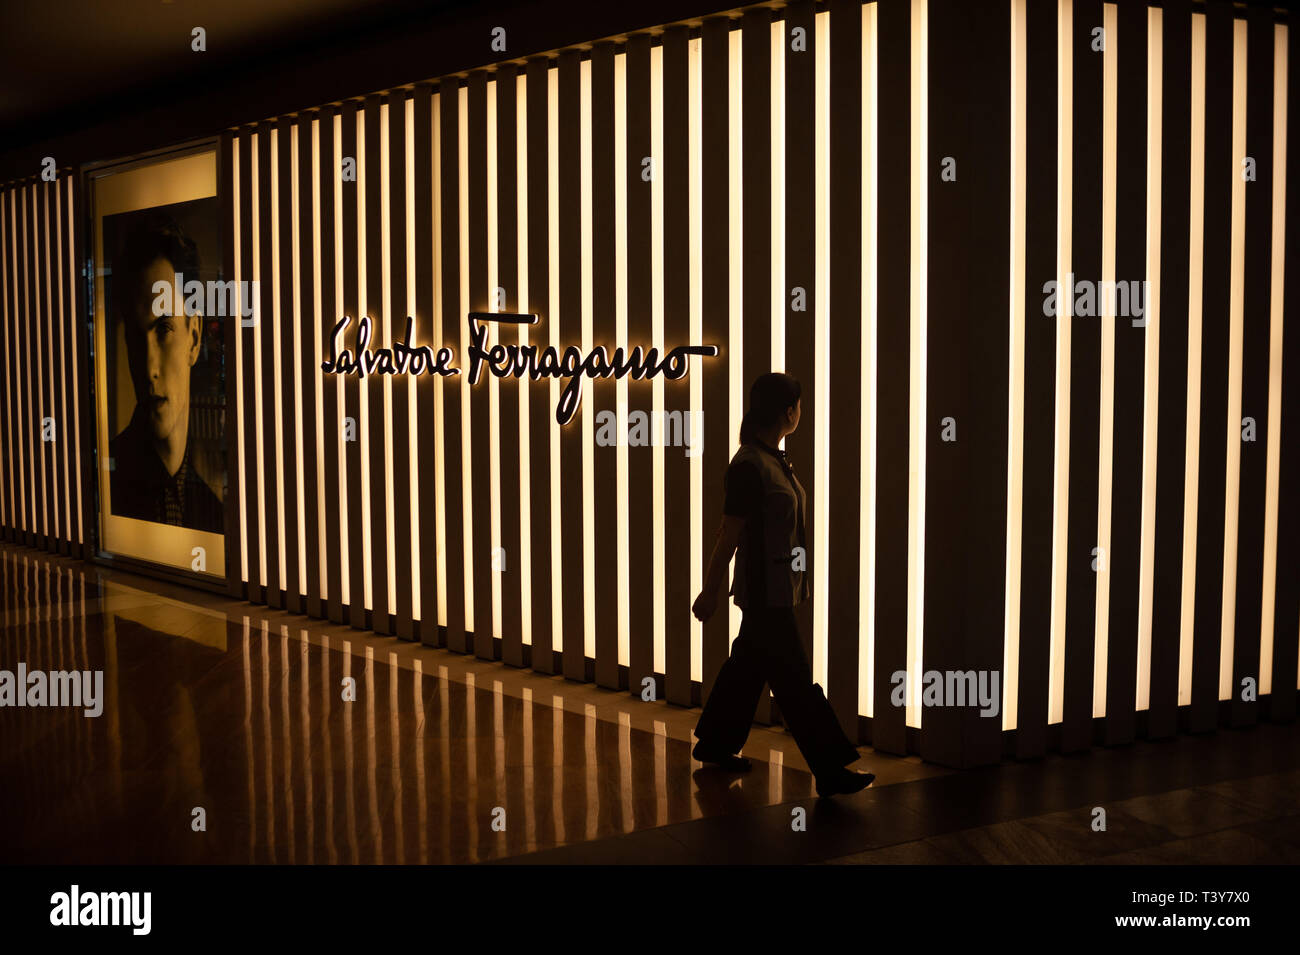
[[0, 0, 744, 181], [0, 0, 463, 135]]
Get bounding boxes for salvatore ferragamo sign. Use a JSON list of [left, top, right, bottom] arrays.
[[321, 312, 720, 426]]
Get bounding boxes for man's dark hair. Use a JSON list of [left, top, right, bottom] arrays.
[[114, 210, 201, 322]]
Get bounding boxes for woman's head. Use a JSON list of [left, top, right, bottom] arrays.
[[739, 372, 802, 445]]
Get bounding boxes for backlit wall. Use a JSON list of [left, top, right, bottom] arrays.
[[1, 0, 1297, 768]]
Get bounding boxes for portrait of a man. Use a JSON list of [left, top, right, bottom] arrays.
[[105, 206, 224, 535]]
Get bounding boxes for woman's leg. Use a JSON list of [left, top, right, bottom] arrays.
[[757, 608, 861, 777], [693, 613, 768, 755]]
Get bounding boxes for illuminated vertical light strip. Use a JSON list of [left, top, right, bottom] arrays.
[[382, 101, 398, 614], [615, 51, 630, 668], [861, 1, 879, 719], [1259, 24, 1288, 694], [1218, 18, 1248, 699], [906, 0, 929, 727], [517, 71, 532, 646], [1136, 5, 1163, 712], [235, 139, 249, 582], [549, 66, 563, 653], [1094, 1, 1118, 718], [43, 183, 56, 544], [433, 91, 447, 626], [335, 112, 350, 608], [1047, 0, 1073, 726], [314, 119, 327, 598], [651, 42, 667, 672], [772, 18, 786, 373], [253, 132, 268, 586], [728, 23, 745, 649], [689, 35, 704, 682], [272, 126, 287, 590], [55, 180, 70, 547], [65, 178, 83, 546], [407, 96, 420, 624], [813, 9, 829, 683], [1004, 0, 1028, 731], [582, 56, 597, 662], [293, 124, 307, 594], [1179, 13, 1207, 707], [459, 84, 473, 634], [32, 184, 47, 539], [488, 78, 502, 641], [359, 107, 373, 611]]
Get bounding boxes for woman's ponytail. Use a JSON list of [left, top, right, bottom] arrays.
[[738, 372, 802, 445]]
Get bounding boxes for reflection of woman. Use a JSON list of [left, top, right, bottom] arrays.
[[108, 212, 222, 534], [691, 373, 874, 797]]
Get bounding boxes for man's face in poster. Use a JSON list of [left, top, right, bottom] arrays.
[[123, 256, 202, 448]]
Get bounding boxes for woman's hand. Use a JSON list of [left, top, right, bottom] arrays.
[[692, 590, 718, 623]]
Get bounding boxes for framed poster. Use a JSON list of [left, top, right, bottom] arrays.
[[88, 145, 226, 579]]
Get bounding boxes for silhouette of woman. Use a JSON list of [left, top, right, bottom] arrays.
[[691, 372, 874, 797]]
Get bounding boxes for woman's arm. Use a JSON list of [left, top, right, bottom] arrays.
[[692, 514, 746, 623]]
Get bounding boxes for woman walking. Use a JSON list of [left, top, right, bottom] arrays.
[[691, 372, 874, 797]]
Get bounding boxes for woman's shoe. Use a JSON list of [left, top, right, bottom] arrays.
[[692, 741, 753, 772], [815, 767, 875, 797]]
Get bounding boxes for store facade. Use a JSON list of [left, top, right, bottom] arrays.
[[0, 0, 1296, 768]]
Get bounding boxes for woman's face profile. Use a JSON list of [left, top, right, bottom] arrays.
[[124, 256, 201, 444]]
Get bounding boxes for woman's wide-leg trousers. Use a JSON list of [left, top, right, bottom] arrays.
[[693, 606, 859, 777]]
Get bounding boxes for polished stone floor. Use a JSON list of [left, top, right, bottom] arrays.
[[1, 542, 1297, 865]]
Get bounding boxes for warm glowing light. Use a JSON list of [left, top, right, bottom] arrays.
[[861, 0, 879, 719], [1218, 17, 1247, 699], [1004, 0, 1028, 731], [1259, 24, 1288, 694]]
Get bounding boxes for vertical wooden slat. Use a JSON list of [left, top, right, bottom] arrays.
[[1104, 0, 1148, 747], [467, 71, 493, 659], [320, 107, 345, 624], [663, 26, 694, 706], [591, 42, 619, 689], [1230, 5, 1273, 728], [922, 0, 1010, 769], [37, 179, 54, 550], [1148, 0, 1191, 740], [698, 16, 732, 707], [1270, 14, 1298, 726], [364, 92, 392, 635], [259, 120, 283, 609], [1015, 0, 1059, 759], [496, 64, 525, 665], [873, 0, 912, 755], [414, 84, 440, 646], [740, 7, 775, 725], [1061, 0, 1104, 754], [439, 76, 468, 653], [0, 187, 8, 540], [525, 59, 555, 672], [625, 36, 654, 694], [278, 114, 301, 613], [299, 111, 322, 620], [825, 0, 862, 738], [558, 50, 586, 682], [72, 173, 92, 558], [221, 132, 242, 597], [785, 0, 817, 690], [50, 175, 68, 554], [1, 187, 12, 542], [240, 130, 264, 602], [17, 183, 33, 547], [341, 101, 366, 630], [24, 183, 40, 549], [1190, 0, 1233, 733], [390, 88, 414, 640]]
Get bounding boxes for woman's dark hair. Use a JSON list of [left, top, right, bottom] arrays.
[[739, 372, 801, 445], [114, 210, 202, 322]]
